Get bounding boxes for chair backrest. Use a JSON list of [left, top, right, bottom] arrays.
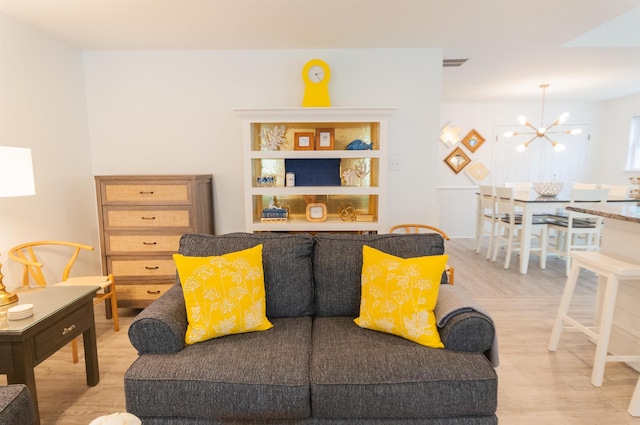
[[505, 182, 531, 192], [601, 184, 630, 198], [388, 224, 450, 240], [568, 188, 609, 222], [8, 241, 94, 287], [494, 186, 516, 224], [572, 182, 599, 189], [479, 185, 495, 214]]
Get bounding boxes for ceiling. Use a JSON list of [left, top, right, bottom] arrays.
[[1, 0, 639, 103]]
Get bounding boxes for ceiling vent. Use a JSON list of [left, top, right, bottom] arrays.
[[443, 58, 468, 68]]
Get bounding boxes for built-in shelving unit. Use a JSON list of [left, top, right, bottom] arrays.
[[235, 107, 395, 233]]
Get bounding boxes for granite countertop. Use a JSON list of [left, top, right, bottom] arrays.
[[566, 203, 640, 224]]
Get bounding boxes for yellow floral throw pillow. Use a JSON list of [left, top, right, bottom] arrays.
[[174, 244, 273, 345], [354, 245, 448, 348]]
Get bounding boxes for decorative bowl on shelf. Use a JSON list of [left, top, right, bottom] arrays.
[[534, 181, 563, 197]]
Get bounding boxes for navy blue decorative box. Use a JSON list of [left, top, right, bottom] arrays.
[[284, 159, 341, 186]]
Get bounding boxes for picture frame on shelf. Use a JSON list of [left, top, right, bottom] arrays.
[[461, 129, 485, 153], [294, 132, 315, 150], [315, 128, 335, 150], [306, 203, 328, 222], [444, 147, 471, 174]]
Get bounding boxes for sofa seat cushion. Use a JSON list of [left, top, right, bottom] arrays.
[[125, 317, 312, 421], [310, 317, 497, 420], [0, 384, 36, 425]]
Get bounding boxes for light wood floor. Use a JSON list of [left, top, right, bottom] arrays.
[[3, 238, 640, 424]]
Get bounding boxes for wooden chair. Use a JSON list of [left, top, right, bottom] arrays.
[[8, 241, 119, 363], [389, 224, 454, 284]]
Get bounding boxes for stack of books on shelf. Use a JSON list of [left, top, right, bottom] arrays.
[[261, 207, 288, 222]]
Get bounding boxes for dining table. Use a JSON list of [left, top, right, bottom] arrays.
[[475, 189, 639, 274]]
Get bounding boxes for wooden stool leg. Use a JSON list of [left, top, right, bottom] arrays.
[[548, 260, 582, 351], [628, 375, 640, 416], [110, 288, 120, 332], [591, 272, 619, 387]]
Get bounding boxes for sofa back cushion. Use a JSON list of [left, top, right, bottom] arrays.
[[178, 232, 314, 318], [313, 233, 445, 317]]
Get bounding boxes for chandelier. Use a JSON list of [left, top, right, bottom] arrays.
[[504, 84, 582, 152]]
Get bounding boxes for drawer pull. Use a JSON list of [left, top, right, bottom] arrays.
[[62, 324, 76, 335], [141, 216, 156, 220], [147, 290, 161, 295], [139, 191, 155, 195], [145, 266, 160, 270], [142, 242, 158, 245]]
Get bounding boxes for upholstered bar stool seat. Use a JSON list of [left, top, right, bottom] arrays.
[[548, 251, 640, 387]]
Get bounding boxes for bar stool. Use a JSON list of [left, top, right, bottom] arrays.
[[548, 250, 640, 387]]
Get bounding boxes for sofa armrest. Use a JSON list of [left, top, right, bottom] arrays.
[[0, 384, 36, 425], [435, 284, 498, 366], [128, 283, 188, 354]]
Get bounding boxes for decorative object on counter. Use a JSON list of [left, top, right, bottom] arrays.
[[346, 139, 372, 150], [315, 128, 335, 150], [256, 175, 276, 187], [261, 197, 288, 222], [630, 176, 640, 199], [464, 161, 490, 184], [533, 181, 563, 197], [504, 84, 582, 152], [6, 303, 34, 320], [89, 412, 141, 425], [440, 122, 461, 148], [302, 59, 331, 107], [341, 160, 370, 187], [461, 129, 485, 153], [306, 203, 327, 222], [259, 124, 288, 151], [294, 132, 315, 150], [444, 147, 471, 174]]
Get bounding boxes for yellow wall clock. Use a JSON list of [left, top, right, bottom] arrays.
[[302, 59, 331, 107]]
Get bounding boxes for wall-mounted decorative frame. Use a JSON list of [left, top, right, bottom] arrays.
[[315, 128, 335, 150], [444, 147, 471, 174], [461, 129, 485, 153], [440, 122, 461, 148], [294, 132, 315, 150], [464, 161, 490, 184]]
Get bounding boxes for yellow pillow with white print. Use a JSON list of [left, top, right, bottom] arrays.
[[174, 244, 272, 345], [354, 245, 448, 348]]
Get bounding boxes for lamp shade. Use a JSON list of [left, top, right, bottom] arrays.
[[0, 146, 35, 197]]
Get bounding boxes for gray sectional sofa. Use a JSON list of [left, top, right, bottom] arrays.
[[0, 384, 36, 425], [125, 232, 498, 424]]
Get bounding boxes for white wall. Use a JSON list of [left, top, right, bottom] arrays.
[[598, 93, 640, 183], [83, 48, 444, 233], [0, 13, 99, 288]]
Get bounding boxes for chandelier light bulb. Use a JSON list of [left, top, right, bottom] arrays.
[[516, 143, 527, 152], [558, 112, 570, 124], [538, 127, 546, 135], [504, 131, 515, 137], [569, 129, 582, 135], [517, 115, 527, 125], [553, 143, 566, 152]]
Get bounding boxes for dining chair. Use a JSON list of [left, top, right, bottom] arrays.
[[601, 184, 630, 198], [546, 188, 609, 276], [572, 182, 599, 189], [8, 240, 120, 363], [491, 186, 549, 270], [475, 185, 499, 259], [389, 223, 454, 284], [504, 181, 531, 192]]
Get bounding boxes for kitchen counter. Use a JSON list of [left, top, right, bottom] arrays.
[[566, 202, 640, 224]]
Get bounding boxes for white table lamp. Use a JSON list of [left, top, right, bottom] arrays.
[[0, 146, 36, 306]]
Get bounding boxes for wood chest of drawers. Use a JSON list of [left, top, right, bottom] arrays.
[[95, 175, 214, 308]]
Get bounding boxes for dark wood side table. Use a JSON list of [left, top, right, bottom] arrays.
[[0, 285, 99, 424]]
